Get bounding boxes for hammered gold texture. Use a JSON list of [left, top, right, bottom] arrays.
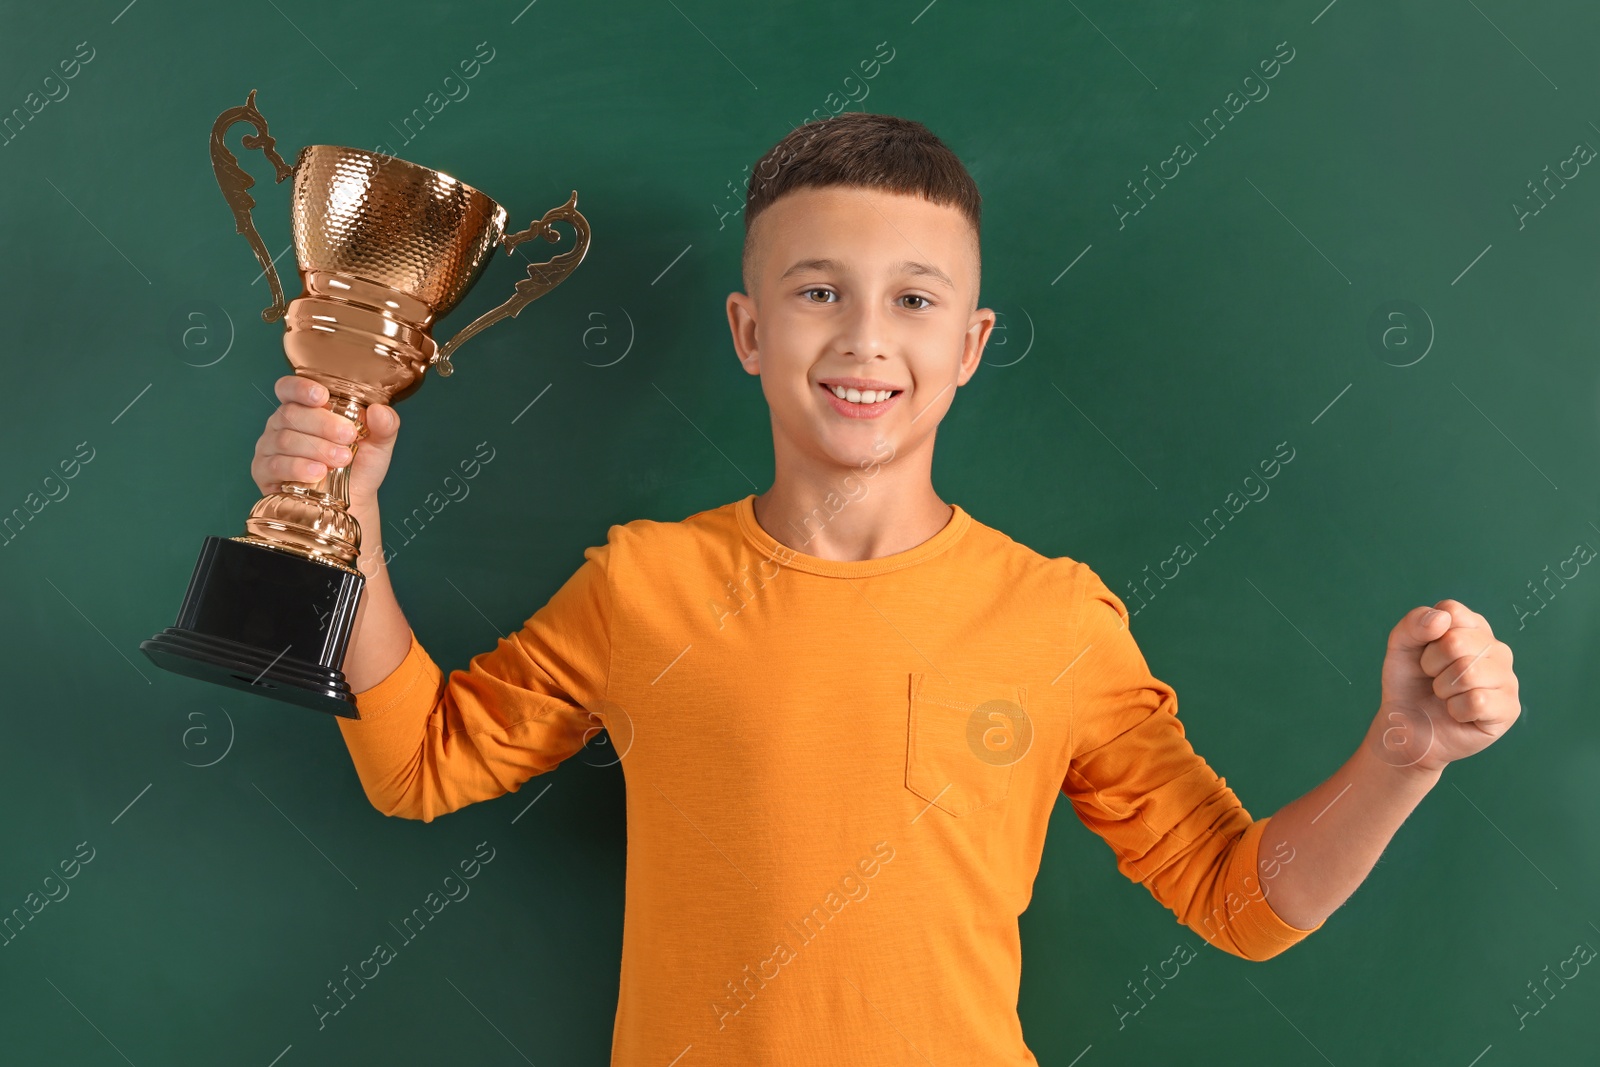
[[289, 144, 510, 316]]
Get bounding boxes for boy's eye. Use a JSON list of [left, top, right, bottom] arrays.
[[900, 295, 931, 310], [803, 288, 836, 303]]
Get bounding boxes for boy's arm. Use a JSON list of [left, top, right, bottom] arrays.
[[1254, 600, 1520, 930], [333, 504, 617, 823], [342, 498, 418, 693], [1063, 569, 1319, 962]]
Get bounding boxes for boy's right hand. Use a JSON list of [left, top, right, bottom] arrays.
[[250, 374, 401, 510]]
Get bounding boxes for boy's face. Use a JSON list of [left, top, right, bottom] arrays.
[[727, 186, 994, 478]]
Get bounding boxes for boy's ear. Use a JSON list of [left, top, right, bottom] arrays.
[[957, 306, 997, 386], [726, 291, 760, 376]]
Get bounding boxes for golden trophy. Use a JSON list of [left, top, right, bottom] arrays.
[[142, 89, 591, 717]]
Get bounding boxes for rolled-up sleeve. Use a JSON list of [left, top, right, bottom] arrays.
[[1060, 565, 1322, 961], [334, 531, 615, 823]]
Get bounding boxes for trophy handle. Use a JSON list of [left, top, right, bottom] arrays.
[[210, 89, 297, 324], [432, 190, 592, 377]]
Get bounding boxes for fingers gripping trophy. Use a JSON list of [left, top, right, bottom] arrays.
[[141, 89, 592, 717]]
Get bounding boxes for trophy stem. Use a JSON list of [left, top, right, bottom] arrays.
[[237, 391, 368, 574]]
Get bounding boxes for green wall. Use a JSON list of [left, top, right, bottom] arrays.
[[1, 0, 1595, 1062]]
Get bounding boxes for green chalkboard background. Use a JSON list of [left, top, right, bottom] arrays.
[[1, 0, 1596, 1063]]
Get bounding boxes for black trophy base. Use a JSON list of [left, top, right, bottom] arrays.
[[142, 535, 366, 718]]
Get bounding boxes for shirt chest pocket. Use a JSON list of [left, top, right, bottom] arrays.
[[905, 672, 1031, 817]]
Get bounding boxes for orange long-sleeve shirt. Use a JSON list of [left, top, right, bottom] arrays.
[[337, 494, 1321, 1064]]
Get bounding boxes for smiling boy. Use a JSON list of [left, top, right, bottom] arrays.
[[270, 113, 1521, 1065]]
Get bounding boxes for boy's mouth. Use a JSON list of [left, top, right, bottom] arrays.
[[817, 380, 903, 419]]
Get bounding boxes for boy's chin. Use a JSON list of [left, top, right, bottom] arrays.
[[807, 430, 895, 472]]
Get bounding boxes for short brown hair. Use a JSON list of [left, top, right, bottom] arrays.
[[741, 113, 982, 288]]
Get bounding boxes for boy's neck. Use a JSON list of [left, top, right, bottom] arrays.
[[751, 467, 955, 563]]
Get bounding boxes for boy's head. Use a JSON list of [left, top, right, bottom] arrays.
[[727, 113, 995, 480]]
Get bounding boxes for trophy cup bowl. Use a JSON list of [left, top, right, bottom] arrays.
[[140, 89, 591, 717]]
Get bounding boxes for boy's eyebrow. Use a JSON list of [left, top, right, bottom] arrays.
[[779, 257, 955, 289]]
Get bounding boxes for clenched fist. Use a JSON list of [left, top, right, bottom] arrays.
[[1367, 600, 1521, 775]]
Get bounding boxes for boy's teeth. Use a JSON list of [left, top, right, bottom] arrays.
[[829, 385, 894, 404]]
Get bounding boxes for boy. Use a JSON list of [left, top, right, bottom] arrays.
[[253, 113, 1521, 1065]]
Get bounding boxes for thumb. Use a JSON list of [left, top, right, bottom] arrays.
[[1388, 604, 1450, 662], [364, 403, 399, 442]]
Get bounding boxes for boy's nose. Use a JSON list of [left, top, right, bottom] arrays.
[[834, 300, 891, 360]]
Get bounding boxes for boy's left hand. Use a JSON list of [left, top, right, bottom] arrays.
[[1368, 599, 1521, 775]]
